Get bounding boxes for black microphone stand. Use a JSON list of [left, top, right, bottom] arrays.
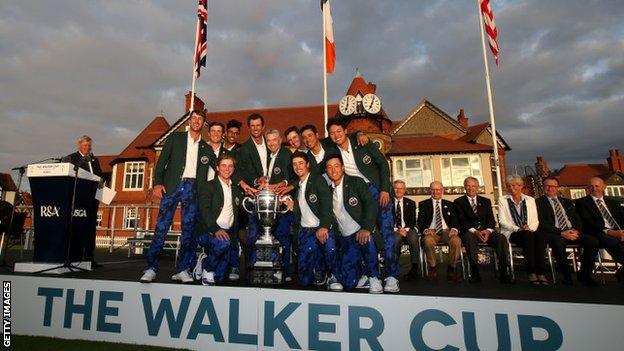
[[33, 162, 89, 274]]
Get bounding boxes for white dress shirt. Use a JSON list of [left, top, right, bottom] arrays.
[[207, 144, 221, 181], [497, 194, 539, 238], [466, 195, 493, 234], [78, 151, 94, 173], [311, 146, 325, 164], [254, 137, 268, 177], [548, 196, 572, 229], [332, 178, 361, 237], [338, 140, 370, 183], [215, 177, 234, 230], [394, 198, 405, 229], [591, 195, 616, 230], [267, 151, 278, 180], [181, 132, 200, 179], [298, 173, 320, 228], [428, 198, 450, 231]]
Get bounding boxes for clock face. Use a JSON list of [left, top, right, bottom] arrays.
[[362, 93, 381, 114], [339, 95, 357, 116]]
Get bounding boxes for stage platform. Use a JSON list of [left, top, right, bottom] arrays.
[[3, 249, 622, 305]]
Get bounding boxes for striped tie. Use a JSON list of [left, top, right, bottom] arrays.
[[551, 198, 569, 230], [471, 198, 478, 214], [597, 199, 620, 230], [434, 201, 443, 234]]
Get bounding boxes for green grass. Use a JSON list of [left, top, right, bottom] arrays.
[[10, 335, 192, 351]]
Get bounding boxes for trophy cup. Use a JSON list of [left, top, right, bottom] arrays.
[[242, 189, 289, 284]]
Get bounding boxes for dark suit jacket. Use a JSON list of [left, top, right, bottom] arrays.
[[195, 177, 243, 236], [392, 197, 416, 229], [454, 195, 496, 233], [536, 195, 582, 236], [417, 198, 459, 232], [575, 195, 624, 234], [153, 132, 211, 193], [293, 173, 333, 232], [237, 137, 270, 185], [63, 152, 103, 178]]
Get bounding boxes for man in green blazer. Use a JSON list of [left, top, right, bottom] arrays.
[[286, 151, 342, 291], [325, 153, 382, 293], [326, 119, 398, 293], [193, 154, 243, 285], [140, 110, 211, 283]]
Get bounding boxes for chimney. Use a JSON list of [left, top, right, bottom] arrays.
[[535, 156, 550, 177], [457, 109, 469, 128], [607, 149, 624, 172], [185, 91, 205, 113]]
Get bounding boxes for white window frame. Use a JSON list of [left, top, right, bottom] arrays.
[[123, 161, 145, 191], [96, 211, 103, 228], [392, 156, 433, 188], [441, 155, 483, 187], [124, 207, 138, 230], [570, 189, 586, 200], [606, 185, 624, 197]]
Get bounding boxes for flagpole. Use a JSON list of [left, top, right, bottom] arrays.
[[322, 3, 329, 138], [477, 0, 503, 199], [189, 9, 201, 113]]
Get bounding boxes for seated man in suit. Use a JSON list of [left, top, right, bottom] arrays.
[[285, 151, 342, 291], [575, 177, 624, 283], [418, 181, 462, 282], [325, 154, 383, 293], [536, 176, 598, 286], [193, 155, 243, 285], [454, 176, 511, 283], [392, 180, 420, 280]]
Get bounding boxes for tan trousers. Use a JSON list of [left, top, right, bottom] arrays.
[[422, 229, 462, 269]]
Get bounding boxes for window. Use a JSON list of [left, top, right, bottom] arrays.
[[606, 186, 624, 197], [124, 207, 138, 230], [393, 157, 432, 187], [441, 155, 483, 187], [123, 161, 145, 190], [570, 189, 586, 199], [96, 211, 103, 228]]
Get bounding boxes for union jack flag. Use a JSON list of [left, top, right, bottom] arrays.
[[194, 0, 208, 78], [479, 0, 499, 65]]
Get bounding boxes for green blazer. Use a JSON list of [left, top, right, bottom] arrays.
[[336, 174, 378, 233], [293, 173, 333, 232], [154, 132, 211, 194], [206, 144, 241, 185], [237, 137, 269, 186], [195, 177, 243, 237], [306, 139, 338, 175], [267, 146, 296, 185]]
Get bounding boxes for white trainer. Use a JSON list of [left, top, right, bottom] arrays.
[[171, 270, 194, 283], [140, 268, 156, 283], [193, 253, 207, 281], [368, 277, 383, 294], [356, 275, 369, 289], [202, 270, 215, 286], [228, 267, 240, 281], [327, 275, 344, 292], [384, 277, 400, 293]]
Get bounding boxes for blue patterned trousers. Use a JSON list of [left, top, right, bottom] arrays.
[[338, 233, 379, 290], [368, 183, 399, 278], [197, 231, 231, 284], [297, 227, 338, 287], [247, 212, 294, 274], [146, 179, 198, 273]]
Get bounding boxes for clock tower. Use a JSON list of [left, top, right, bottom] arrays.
[[336, 69, 393, 153]]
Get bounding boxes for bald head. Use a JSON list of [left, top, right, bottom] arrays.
[[588, 177, 606, 198]]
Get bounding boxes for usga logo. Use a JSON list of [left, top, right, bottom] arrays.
[[73, 209, 87, 218], [40, 206, 60, 217]]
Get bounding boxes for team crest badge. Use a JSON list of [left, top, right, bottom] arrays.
[[362, 155, 372, 165], [309, 194, 318, 203], [348, 196, 358, 207], [200, 156, 209, 165], [235, 197, 240, 206], [273, 167, 281, 175]]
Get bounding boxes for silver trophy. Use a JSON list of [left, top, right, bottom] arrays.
[[242, 189, 288, 244]]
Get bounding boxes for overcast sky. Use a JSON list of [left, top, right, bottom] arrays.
[[1, 0, 623, 180]]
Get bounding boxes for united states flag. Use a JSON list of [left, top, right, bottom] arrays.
[[479, 0, 499, 65], [194, 0, 208, 78]]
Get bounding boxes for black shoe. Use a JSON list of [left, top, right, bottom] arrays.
[[577, 272, 598, 286], [404, 265, 420, 280], [499, 272, 512, 284], [616, 267, 624, 283], [91, 261, 103, 268], [561, 275, 573, 286]]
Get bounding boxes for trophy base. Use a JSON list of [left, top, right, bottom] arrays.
[[248, 267, 285, 285], [250, 240, 284, 285]]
